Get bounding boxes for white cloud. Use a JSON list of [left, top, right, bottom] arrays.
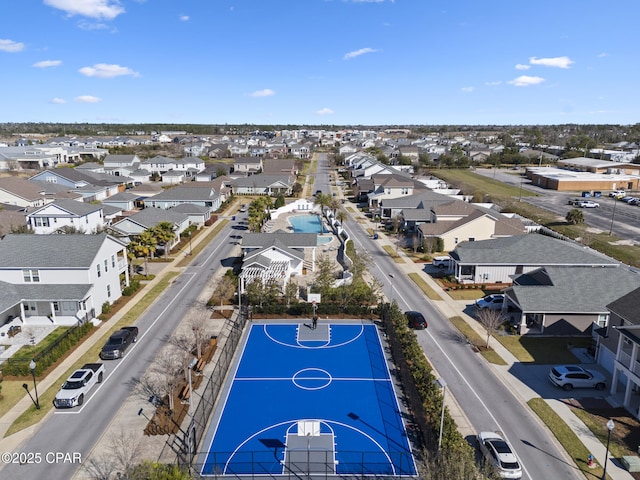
[[51, 97, 67, 104], [485, 81, 502, 86], [75, 95, 101, 103], [529, 56, 574, 69], [249, 89, 275, 97], [508, 75, 545, 87], [0, 39, 25, 53], [79, 63, 139, 78], [44, 0, 125, 20], [598, 52, 608, 58], [343, 47, 377, 60], [461, 86, 474, 93], [515, 64, 530, 70], [78, 21, 111, 31], [33, 60, 62, 68], [315, 108, 335, 115], [179, 15, 189, 21]]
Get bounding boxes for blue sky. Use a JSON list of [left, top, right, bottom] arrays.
[[2, 0, 639, 126]]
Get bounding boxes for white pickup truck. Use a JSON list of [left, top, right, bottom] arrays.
[[53, 363, 104, 408]]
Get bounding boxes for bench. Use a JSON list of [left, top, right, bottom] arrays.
[[179, 384, 191, 403], [194, 357, 206, 374]]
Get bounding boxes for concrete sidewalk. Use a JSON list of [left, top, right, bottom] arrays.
[[0, 215, 233, 456], [357, 207, 634, 480]]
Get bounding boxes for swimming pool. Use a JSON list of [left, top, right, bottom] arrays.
[[289, 214, 327, 233]]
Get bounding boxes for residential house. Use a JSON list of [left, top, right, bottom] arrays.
[[598, 287, 640, 418], [240, 232, 320, 293], [169, 203, 210, 227], [142, 186, 222, 213], [103, 154, 142, 177], [233, 157, 263, 175], [139, 156, 178, 175], [263, 158, 298, 176], [25, 199, 105, 234], [367, 173, 425, 211], [417, 200, 526, 251], [101, 191, 141, 212], [0, 177, 49, 208], [503, 265, 640, 335], [449, 233, 620, 285], [232, 174, 294, 196], [0, 233, 129, 327], [110, 207, 190, 253], [29, 168, 127, 201], [379, 190, 453, 227]]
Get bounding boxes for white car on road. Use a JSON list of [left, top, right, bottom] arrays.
[[477, 431, 522, 479], [576, 200, 599, 208]]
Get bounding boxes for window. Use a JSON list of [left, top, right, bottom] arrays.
[[33, 217, 50, 227], [104, 259, 108, 272], [107, 285, 111, 298], [53, 301, 60, 312], [111, 255, 115, 268], [454, 237, 459, 244], [23, 269, 40, 282], [597, 314, 608, 328], [96, 264, 101, 278]]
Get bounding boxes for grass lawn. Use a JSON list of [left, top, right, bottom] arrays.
[[408, 273, 442, 301], [3, 272, 180, 437], [528, 398, 601, 479], [382, 245, 405, 262], [431, 169, 538, 198], [495, 336, 590, 364]]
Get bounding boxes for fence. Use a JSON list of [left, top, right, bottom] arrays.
[[192, 449, 417, 479], [176, 306, 248, 470]]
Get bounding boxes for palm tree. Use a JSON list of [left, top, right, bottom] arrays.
[[313, 193, 332, 214], [336, 209, 347, 226], [153, 222, 176, 258], [129, 230, 157, 276]]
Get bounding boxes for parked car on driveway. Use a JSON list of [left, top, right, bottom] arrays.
[[432, 255, 451, 269], [548, 365, 606, 391], [475, 294, 505, 311], [576, 200, 599, 208], [609, 190, 625, 198], [477, 431, 522, 479], [404, 311, 427, 329]]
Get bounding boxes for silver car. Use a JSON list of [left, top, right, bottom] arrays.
[[477, 431, 522, 479], [548, 365, 607, 391]]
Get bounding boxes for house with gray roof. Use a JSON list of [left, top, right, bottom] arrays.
[[449, 233, 617, 285], [503, 265, 640, 335], [102, 191, 141, 212], [417, 200, 526, 251], [142, 186, 222, 213], [25, 199, 105, 234], [110, 207, 190, 253], [168, 203, 210, 226], [0, 233, 130, 328], [597, 287, 640, 417], [240, 233, 319, 294], [0, 177, 49, 208], [232, 174, 294, 196]]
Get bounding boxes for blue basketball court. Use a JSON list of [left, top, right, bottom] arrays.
[[199, 321, 417, 477]]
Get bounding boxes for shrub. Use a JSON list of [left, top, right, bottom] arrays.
[[101, 301, 111, 315]]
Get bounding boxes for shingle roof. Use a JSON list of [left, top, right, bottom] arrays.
[[506, 265, 640, 313], [113, 207, 189, 229], [606, 286, 640, 324], [148, 186, 216, 201], [0, 177, 46, 201], [30, 199, 103, 216], [451, 233, 618, 266], [0, 233, 119, 268]]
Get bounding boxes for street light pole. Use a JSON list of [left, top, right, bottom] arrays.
[[388, 273, 398, 305], [602, 419, 615, 480], [30, 359, 40, 410]]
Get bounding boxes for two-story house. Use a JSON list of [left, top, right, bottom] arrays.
[[25, 199, 105, 234], [233, 157, 263, 175], [0, 233, 129, 327], [142, 186, 222, 213], [598, 287, 640, 418]]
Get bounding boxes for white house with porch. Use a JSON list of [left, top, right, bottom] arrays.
[[0, 233, 129, 328]]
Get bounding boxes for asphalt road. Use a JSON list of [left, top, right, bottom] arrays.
[[0, 219, 242, 480]]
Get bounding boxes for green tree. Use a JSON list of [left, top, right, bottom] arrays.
[[274, 194, 285, 208], [313, 193, 333, 213], [245, 278, 265, 307], [312, 254, 336, 295], [128, 229, 157, 276], [152, 221, 176, 258], [284, 280, 299, 307], [566, 208, 585, 225]]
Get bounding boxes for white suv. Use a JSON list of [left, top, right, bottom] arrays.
[[432, 256, 451, 269]]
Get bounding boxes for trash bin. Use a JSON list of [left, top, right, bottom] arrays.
[[373, 233, 379, 240], [210, 335, 217, 347], [232, 215, 236, 221]]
